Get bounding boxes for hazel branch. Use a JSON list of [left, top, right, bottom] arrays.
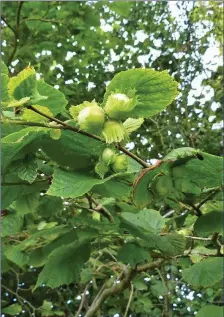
[[25, 105, 149, 168]]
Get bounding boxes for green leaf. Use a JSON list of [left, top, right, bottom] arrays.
[[132, 277, 148, 290], [13, 193, 40, 215], [36, 79, 68, 116], [120, 218, 185, 256], [37, 196, 63, 219], [1, 174, 48, 209], [9, 155, 38, 183], [194, 211, 223, 237], [35, 240, 91, 289], [151, 280, 167, 297], [2, 127, 48, 172], [41, 126, 105, 170], [1, 212, 23, 237], [170, 150, 222, 188], [47, 168, 128, 199], [133, 149, 222, 207], [196, 305, 223, 317], [132, 167, 158, 208], [163, 147, 199, 161], [39, 300, 53, 316], [123, 118, 144, 135], [22, 105, 54, 123], [8, 66, 41, 103], [1, 251, 10, 273], [160, 233, 186, 256], [117, 243, 151, 268], [1, 73, 10, 102], [93, 177, 131, 199], [103, 68, 178, 119], [121, 209, 165, 233], [2, 304, 22, 316], [5, 246, 30, 268], [109, 2, 133, 17], [5, 226, 70, 268], [1, 60, 8, 75], [7, 96, 31, 107], [182, 257, 223, 288]]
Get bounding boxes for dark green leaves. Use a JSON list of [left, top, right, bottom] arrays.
[[194, 211, 223, 237], [196, 305, 223, 317], [35, 79, 67, 116], [117, 243, 151, 268], [133, 148, 222, 208], [182, 257, 223, 288], [35, 240, 91, 289], [2, 304, 22, 316], [121, 209, 165, 234], [1, 212, 23, 237], [47, 168, 129, 199], [2, 127, 48, 172]]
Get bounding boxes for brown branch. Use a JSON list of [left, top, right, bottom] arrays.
[[74, 283, 91, 317], [123, 283, 134, 317], [90, 196, 114, 223], [23, 17, 61, 24], [7, 1, 24, 66], [1, 16, 17, 36], [85, 259, 164, 317], [1, 119, 63, 129], [188, 202, 202, 217], [211, 232, 222, 256], [197, 187, 222, 210], [26, 105, 149, 168]]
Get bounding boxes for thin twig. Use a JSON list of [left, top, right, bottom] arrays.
[[1, 16, 17, 36], [123, 283, 134, 317], [1, 119, 63, 129], [90, 196, 114, 223], [185, 236, 212, 241], [74, 283, 91, 317], [162, 210, 175, 218], [7, 1, 24, 66], [1, 284, 36, 317], [197, 187, 222, 210], [188, 202, 202, 217], [23, 17, 61, 24]]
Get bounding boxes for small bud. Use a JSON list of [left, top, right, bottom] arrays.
[[104, 93, 136, 120], [102, 120, 125, 144]]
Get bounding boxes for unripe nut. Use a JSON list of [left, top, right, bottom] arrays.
[[78, 105, 105, 133], [101, 148, 116, 166], [104, 93, 136, 120], [153, 175, 173, 197], [111, 154, 128, 173]]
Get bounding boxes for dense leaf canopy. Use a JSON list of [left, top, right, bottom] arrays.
[[1, 1, 223, 317]]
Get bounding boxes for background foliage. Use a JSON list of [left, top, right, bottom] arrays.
[[1, 1, 223, 317]]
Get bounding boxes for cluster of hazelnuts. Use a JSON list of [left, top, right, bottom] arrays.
[[77, 93, 136, 144], [76, 93, 136, 175]]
